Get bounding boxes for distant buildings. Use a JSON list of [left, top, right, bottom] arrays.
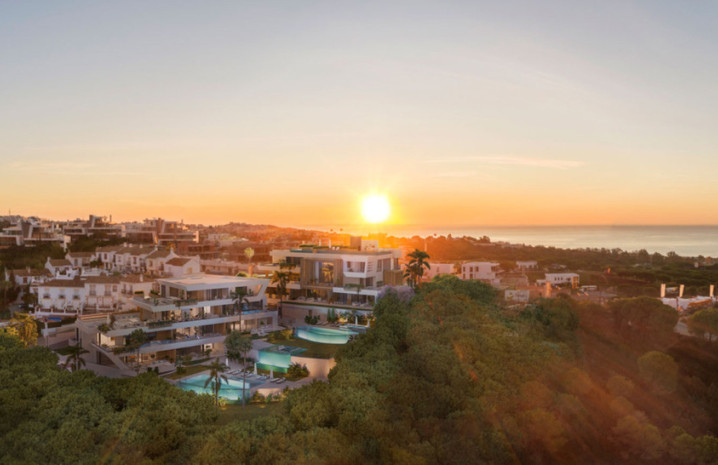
[[124, 218, 198, 246], [540, 273, 580, 288], [461, 262, 501, 284], [422, 263, 456, 281], [0, 218, 70, 249], [516, 260, 538, 271]]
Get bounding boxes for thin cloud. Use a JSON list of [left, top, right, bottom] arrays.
[[430, 171, 479, 178], [423, 156, 583, 170]]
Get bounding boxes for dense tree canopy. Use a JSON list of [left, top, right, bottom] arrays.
[[2, 276, 718, 464]]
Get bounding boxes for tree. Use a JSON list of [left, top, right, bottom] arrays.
[[7, 312, 38, 347], [204, 359, 229, 407], [62, 343, 89, 371], [403, 249, 430, 289], [687, 308, 718, 342], [272, 270, 290, 318], [225, 331, 253, 407], [230, 287, 249, 332], [126, 329, 147, 371], [244, 247, 255, 276], [609, 297, 679, 344], [638, 351, 678, 393]]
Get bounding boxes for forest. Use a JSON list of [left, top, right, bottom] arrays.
[[2, 276, 718, 464]]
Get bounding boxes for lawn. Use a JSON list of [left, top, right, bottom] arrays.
[[216, 401, 283, 425], [166, 365, 208, 380]]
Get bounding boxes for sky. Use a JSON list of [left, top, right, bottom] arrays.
[[2, 1, 718, 229]]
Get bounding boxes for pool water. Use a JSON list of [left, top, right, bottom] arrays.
[[295, 326, 358, 344], [178, 374, 264, 401]]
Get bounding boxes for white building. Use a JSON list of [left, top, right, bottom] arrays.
[[75, 274, 273, 371], [540, 273, 580, 288], [164, 257, 200, 277], [421, 263, 456, 281], [516, 261, 538, 271], [36, 278, 86, 313], [45, 258, 76, 279], [10, 268, 52, 287], [461, 262, 501, 284], [505, 289, 530, 303]]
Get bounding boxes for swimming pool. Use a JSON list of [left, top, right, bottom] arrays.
[[177, 374, 264, 402], [295, 326, 358, 344]]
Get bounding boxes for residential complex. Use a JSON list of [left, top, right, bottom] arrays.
[[75, 274, 272, 371], [123, 218, 199, 246]]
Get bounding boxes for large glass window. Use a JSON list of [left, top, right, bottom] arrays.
[[320, 262, 334, 284]]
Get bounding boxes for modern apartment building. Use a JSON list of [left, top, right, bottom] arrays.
[[267, 241, 403, 324], [75, 274, 272, 371], [0, 218, 70, 249], [61, 215, 124, 240], [123, 218, 199, 246]]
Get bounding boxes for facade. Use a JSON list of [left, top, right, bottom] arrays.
[[45, 258, 76, 278], [504, 289, 530, 303], [164, 257, 200, 277], [422, 263, 456, 281], [10, 268, 52, 287], [541, 273, 580, 288], [75, 274, 272, 370], [66, 251, 95, 268], [0, 218, 70, 249], [34, 274, 156, 314], [61, 215, 124, 240], [461, 262, 501, 284], [516, 261, 539, 271], [268, 242, 403, 324], [123, 218, 199, 246]]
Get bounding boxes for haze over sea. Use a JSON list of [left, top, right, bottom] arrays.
[[328, 225, 718, 258]]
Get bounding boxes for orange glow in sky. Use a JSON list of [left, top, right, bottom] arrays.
[[2, 2, 718, 227]]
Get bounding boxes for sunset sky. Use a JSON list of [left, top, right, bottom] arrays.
[[2, 1, 718, 228]]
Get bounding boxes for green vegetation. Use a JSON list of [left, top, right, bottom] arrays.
[[403, 248, 430, 288], [167, 364, 208, 380], [286, 362, 309, 381], [3, 276, 718, 464]]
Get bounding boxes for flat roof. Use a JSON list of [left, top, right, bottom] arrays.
[[157, 273, 266, 289]]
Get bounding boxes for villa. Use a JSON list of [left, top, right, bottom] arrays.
[[266, 239, 403, 324], [75, 274, 274, 371]]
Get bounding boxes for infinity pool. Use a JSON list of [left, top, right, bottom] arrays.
[[295, 326, 358, 344], [178, 374, 264, 402]]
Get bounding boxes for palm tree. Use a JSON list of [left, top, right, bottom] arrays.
[[272, 271, 291, 319], [244, 247, 255, 276], [204, 359, 229, 406], [225, 331, 253, 407], [230, 287, 249, 331], [403, 249, 431, 289], [62, 343, 89, 371]]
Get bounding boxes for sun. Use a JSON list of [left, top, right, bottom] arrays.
[[361, 194, 391, 224]]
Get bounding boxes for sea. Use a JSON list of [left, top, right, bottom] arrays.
[[322, 225, 718, 258]]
